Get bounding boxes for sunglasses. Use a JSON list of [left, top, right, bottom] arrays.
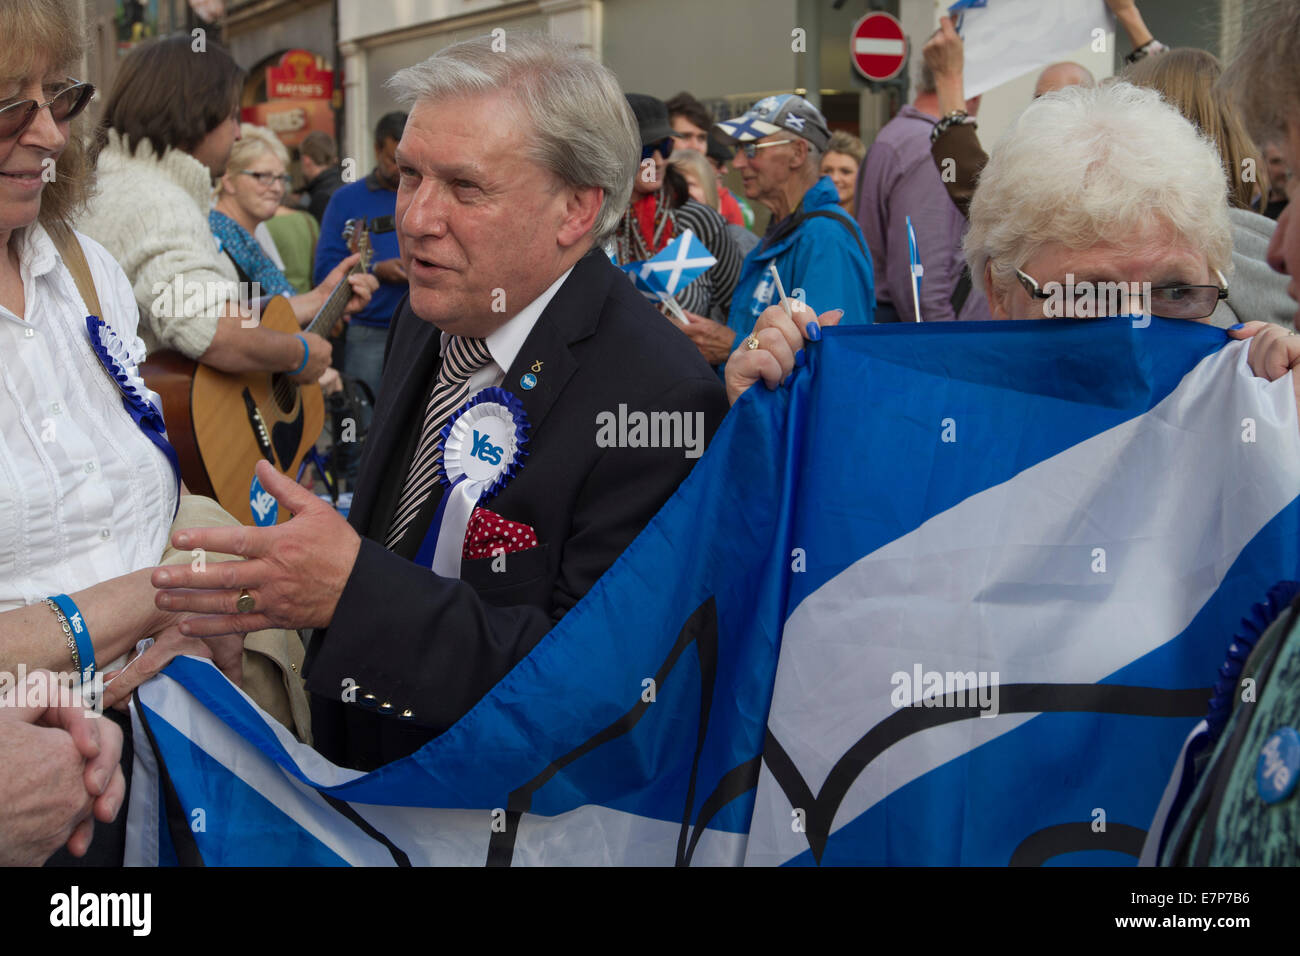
[[738, 138, 795, 159], [640, 137, 674, 162], [0, 80, 94, 140]]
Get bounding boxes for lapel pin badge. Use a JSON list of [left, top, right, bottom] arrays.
[[520, 372, 537, 390]]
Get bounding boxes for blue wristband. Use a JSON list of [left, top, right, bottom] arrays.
[[291, 334, 310, 376], [49, 593, 95, 684]]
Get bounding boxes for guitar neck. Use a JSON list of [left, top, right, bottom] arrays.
[[304, 264, 358, 339]]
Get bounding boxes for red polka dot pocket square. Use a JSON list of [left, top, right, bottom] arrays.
[[462, 507, 540, 560]]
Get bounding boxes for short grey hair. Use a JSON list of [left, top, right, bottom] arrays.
[[386, 32, 638, 244], [964, 81, 1233, 298]]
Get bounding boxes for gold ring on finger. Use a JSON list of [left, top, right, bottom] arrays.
[[236, 589, 256, 614], [744, 335, 761, 350]]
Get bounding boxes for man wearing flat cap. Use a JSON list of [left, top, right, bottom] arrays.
[[679, 93, 876, 367]]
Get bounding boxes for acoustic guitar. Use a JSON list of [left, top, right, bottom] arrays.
[[143, 221, 372, 526]]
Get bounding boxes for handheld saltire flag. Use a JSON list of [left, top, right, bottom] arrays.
[[621, 229, 715, 325], [126, 318, 1300, 866], [906, 214, 923, 323], [637, 228, 715, 299]]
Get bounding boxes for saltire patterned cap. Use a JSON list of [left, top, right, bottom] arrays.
[[715, 93, 831, 151]]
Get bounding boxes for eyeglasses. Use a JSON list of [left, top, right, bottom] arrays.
[[239, 170, 292, 190], [640, 137, 674, 162], [738, 139, 795, 159], [0, 80, 94, 140], [1014, 267, 1229, 320]]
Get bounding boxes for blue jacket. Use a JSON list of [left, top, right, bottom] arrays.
[[725, 176, 875, 352], [314, 171, 405, 329]]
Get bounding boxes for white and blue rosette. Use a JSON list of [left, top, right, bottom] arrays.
[[85, 314, 181, 511], [414, 386, 529, 577]]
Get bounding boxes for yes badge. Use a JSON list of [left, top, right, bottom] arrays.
[[1256, 726, 1299, 804], [249, 473, 278, 526], [415, 387, 530, 579]]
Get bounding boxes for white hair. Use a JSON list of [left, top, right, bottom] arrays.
[[964, 81, 1233, 298], [386, 32, 638, 244], [230, 123, 289, 169]]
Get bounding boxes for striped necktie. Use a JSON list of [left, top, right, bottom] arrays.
[[385, 334, 494, 550]]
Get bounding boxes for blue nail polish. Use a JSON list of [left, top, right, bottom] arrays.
[[795, 349, 806, 367], [782, 373, 793, 387], [1229, 323, 1245, 330], [807, 321, 822, 341]]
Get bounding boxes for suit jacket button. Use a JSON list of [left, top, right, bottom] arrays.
[[377, 701, 394, 715], [360, 693, 378, 709], [398, 709, 414, 721]]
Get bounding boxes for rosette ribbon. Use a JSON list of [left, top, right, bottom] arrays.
[[85, 314, 181, 512], [414, 387, 529, 578]]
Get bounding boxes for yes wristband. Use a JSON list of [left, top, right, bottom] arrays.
[[50, 593, 95, 685]]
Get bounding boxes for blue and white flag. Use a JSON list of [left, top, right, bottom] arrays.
[[127, 319, 1300, 866], [906, 214, 923, 322], [625, 229, 715, 301]]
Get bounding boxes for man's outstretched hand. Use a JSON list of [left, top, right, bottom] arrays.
[[151, 460, 361, 636]]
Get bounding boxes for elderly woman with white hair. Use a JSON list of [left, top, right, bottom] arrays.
[[725, 81, 1300, 412]]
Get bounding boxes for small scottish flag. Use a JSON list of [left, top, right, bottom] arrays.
[[636, 229, 716, 299], [906, 214, 924, 322]]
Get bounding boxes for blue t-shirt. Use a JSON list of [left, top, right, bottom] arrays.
[[313, 170, 405, 329]]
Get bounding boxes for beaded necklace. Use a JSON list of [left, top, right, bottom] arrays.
[[615, 195, 677, 265]]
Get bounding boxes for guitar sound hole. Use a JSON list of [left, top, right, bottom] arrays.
[[271, 373, 297, 414]]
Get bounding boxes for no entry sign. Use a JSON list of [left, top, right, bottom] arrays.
[[851, 11, 908, 82]]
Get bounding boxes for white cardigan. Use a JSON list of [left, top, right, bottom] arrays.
[[78, 130, 240, 360]]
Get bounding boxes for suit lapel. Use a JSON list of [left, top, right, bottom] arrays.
[[499, 251, 608, 435], [347, 305, 441, 538]]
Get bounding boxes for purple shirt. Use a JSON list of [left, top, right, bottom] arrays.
[[855, 104, 991, 322]]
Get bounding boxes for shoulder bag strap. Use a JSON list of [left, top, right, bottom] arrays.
[[47, 223, 105, 319]]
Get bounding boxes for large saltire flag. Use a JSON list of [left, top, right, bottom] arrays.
[[126, 319, 1300, 866]]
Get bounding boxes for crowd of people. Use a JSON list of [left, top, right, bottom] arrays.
[[1, 0, 1298, 867]]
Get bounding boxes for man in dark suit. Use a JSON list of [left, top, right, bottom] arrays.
[[150, 33, 729, 771]]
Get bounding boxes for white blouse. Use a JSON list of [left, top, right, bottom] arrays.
[[0, 224, 177, 631]]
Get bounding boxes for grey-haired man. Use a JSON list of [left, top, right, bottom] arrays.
[[152, 33, 729, 771]]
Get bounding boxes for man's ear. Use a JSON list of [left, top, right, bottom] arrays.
[[791, 140, 809, 170], [557, 185, 603, 249]]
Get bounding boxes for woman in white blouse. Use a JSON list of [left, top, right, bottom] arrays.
[[0, 1, 239, 864]]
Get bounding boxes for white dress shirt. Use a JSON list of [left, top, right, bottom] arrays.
[[439, 266, 575, 394], [0, 225, 177, 663]]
